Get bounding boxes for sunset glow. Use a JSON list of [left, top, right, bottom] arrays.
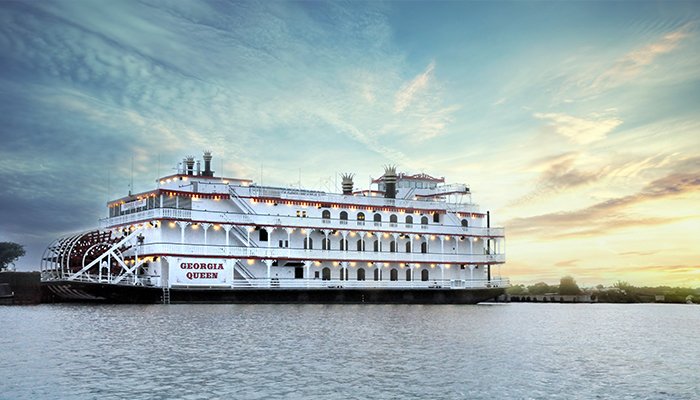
[[1, 2, 698, 287]]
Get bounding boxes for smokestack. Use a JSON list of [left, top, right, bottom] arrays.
[[185, 156, 195, 176], [196, 160, 201, 176], [202, 151, 214, 177], [383, 165, 397, 199], [341, 173, 354, 195]]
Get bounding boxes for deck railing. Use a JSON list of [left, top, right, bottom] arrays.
[[135, 242, 506, 264], [100, 207, 505, 237]]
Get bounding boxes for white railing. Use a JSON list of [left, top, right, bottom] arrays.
[[136, 242, 506, 264], [44, 271, 508, 290], [100, 208, 506, 237], [243, 185, 480, 212], [176, 277, 510, 290], [100, 208, 191, 228]]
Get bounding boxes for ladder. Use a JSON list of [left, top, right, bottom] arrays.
[[161, 287, 171, 304]]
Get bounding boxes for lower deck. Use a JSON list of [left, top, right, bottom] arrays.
[[41, 280, 505, 304]]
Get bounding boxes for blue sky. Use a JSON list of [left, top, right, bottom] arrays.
[[1, 1, 699, 286]]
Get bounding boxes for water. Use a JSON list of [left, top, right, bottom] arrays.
[[0, 303, 698, 399]]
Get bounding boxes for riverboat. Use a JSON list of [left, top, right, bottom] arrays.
[[41, 152, 507, 303]]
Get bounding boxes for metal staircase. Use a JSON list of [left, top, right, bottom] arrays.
[[161, 287, 171, 304], [229, 187, 257, 215]]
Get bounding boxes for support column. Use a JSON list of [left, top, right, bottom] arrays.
[[202, 223, 211, 245], [305, 261, 311, 287], [177, 221, 188, 244], [223, 225, 231, 249], [342, 231, 349, 252], [264, 259, 273, 286]]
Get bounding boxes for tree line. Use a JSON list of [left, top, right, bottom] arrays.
[[507, 276, 699, 304]]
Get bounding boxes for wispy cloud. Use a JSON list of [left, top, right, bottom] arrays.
[[394, 61, 435, 113], [591, 23, 695, 93], [534, 111, 623, 144], [507, 157, 700, 238]]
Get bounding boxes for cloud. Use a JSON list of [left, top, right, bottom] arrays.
[[591, 23, 695, 92], [554, 259, 579, 267], [394, 61, 435, 113], [507, 157, 700, 238], [534, 111, 623, 144]]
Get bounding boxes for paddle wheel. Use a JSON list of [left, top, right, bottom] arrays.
[[41, 228, 142, 283]]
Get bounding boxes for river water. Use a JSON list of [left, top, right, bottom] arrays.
[[0, 303, 698, 399]]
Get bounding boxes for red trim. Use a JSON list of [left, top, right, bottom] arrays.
[[416, 190, 470, 198], [372, 173, 445, 184], [107, 217, 504, 238], [158, 173, 252, 183], [242, 195, 483, 216], [135, 252, 503, 265]]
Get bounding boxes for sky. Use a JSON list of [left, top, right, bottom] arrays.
[[0, 1, 698, 287]]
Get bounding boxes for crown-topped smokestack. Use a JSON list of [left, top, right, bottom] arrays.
[[185, 156, 195, 176], [341, 173, 354, 195], [383, 165, 397, 199], [202, 151, 214, 177]]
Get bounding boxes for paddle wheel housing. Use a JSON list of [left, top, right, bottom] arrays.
[[41, 229, 139, 282]]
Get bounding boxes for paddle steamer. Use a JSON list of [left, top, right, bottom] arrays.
[[41, 152, 507, 303]]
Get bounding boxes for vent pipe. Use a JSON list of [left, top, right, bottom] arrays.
[[341, 173, 354, 195], [487, 210, 491, 282], [202, 151, 214, 177], [185, 156, 195, 176], [383, 165, 397, 199]]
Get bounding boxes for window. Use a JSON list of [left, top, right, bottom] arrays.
[[340, 267, 347, 281], [421, 216, 429, 225], [340, 211, 348, 220], [357, 212, 365, 221], [390, 269, 398, 281], [389, 214, 398, 223], [322, 210, 331, 219], [259, 229, 268, 242], [374, 268, 380, 281], [278, 240, 288, 248], [340, 239, 348, 251], [421, 269, 429, 281], [405, 242, 411, 253], [373, 240, 379, 252], [356, 239, 363, 251], [433, 213, 440, 223], [322, 238, 331, 250], [322, 267, 331, 280], [406, 269, 412, 281], [405, 215, 413, 225], [461, 219, 469, 227], [390, 241, 396, 252], [373, 213, 382, 222], [421, 242, 427, 253], [357, 268, 366, 281], [304, 237, 313, 250]]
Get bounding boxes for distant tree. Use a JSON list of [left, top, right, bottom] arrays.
[[0, 242, 25, 271], [559, 276, 581, 295], [506, 284, 527, 295], [528, 282, 555, 295]]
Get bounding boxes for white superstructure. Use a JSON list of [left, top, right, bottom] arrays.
[[41, 153, 507, 294]]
